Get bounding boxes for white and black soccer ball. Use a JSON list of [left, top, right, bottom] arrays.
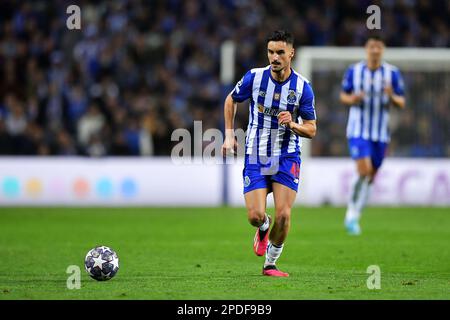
[[84, 246, 119, 281]]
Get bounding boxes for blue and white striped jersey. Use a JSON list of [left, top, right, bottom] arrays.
[[231, 66, 316, 157], [342, 61, 405, 143]]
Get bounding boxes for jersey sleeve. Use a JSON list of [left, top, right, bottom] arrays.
[[230, 70, 253, 102], [391, 69, 405, 96], [298, 81, 316, 121], [341, 66, 354, 93]]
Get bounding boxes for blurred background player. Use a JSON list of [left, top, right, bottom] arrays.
[[221, 30, 317, 276], [340, 35, 406, 235]]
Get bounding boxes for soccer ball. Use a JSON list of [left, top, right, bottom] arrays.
[[84, 245, 119, 281]]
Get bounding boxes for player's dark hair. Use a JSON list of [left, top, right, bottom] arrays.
[[365, 33, 385, 44], [267, 30, 294, 46]]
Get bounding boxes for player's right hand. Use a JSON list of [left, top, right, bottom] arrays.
[[221, 136, 238, 156]]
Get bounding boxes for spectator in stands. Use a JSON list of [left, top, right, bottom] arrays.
[[77, 103, 105, 150], [0, 0, 447, 157]]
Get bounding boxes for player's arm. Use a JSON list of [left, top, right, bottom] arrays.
[[384, 87, 405, 109], [278, 115, 316, 139], [340, 91, 364, 106], [278, 81, 317, 139], [222, 94, 238, 155], [221, 71, 253, 156], [339, 66, 364, 106], [385, 69, 406, 109]]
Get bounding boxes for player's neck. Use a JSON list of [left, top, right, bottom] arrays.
[[367, 60, 382, 71], [270, 66, 291, 83]]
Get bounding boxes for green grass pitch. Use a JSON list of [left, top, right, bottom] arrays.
[[0, 206, 449, 300]]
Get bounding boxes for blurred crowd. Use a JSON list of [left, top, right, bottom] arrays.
[[0, 0, 448, 157]]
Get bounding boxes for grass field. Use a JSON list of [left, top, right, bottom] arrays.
[[0, 206, 449, 300]]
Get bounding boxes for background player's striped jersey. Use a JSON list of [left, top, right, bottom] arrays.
[[342, 61, 405, 143], [231, 66, 316, 157]]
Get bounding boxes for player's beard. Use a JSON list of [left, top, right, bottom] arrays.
[[271, 63, 285, 73]]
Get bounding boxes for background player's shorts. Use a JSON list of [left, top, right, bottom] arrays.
[[348, 138, 388, 169], [243, 154, 301, 194]]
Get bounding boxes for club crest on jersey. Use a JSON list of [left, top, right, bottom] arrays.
[[274, 93, 280, 100], [287, 90, 297, 104]]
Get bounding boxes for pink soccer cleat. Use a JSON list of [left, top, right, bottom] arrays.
[[262, 265, 289, 277], [253, 216, 271, 256]]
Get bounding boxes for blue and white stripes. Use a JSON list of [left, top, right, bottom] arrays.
[[231, 65, 316, 157], [342, 61, 405, 143]]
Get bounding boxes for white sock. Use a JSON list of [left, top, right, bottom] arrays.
[[345, 205, 358, 223], [259, 214, 270, 232], [264, 242, 283, 267], [345, 175, 365, 223], [356, 178, 372, 213]]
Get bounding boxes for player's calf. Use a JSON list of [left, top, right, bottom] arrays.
[[270, 209, 291, 244]]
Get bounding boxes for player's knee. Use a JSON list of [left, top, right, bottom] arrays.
[[275, 208, 291, 228], [247, 208, 265, 226], [358, 166, 373, 178]]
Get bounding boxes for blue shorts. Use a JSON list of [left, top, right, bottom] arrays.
[[348, 138, 388, 169], [243, 154, 301, 194]]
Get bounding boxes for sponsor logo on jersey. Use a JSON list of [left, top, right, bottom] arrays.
[[257, 104, 298, 119], [259, 91, 266, 98], [258, 104, 280, 117], [274, 93, 280, 100]]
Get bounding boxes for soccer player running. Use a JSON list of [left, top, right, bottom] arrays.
[[341, 35, 405, 235], [221, 30, 317, 277]]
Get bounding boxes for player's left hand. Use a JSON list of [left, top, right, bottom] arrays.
[[384, 85, 394, 98], [278, 111, 293, 127]]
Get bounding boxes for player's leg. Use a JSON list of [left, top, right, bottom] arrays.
[[358, 141, 388, 208], [345, 138, 374, 234], [262, 182, 296, 277], [345, 140, 387, 234], [245, 188, 269, 227], [244, 188, 272, 256], [261, 156, 300, 277], [353, 141, 388, 218], [369, 141, 388, 182], [243, 157, 273, 256], [352, 157, 374, 215], [270, 183, 297, 245]]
